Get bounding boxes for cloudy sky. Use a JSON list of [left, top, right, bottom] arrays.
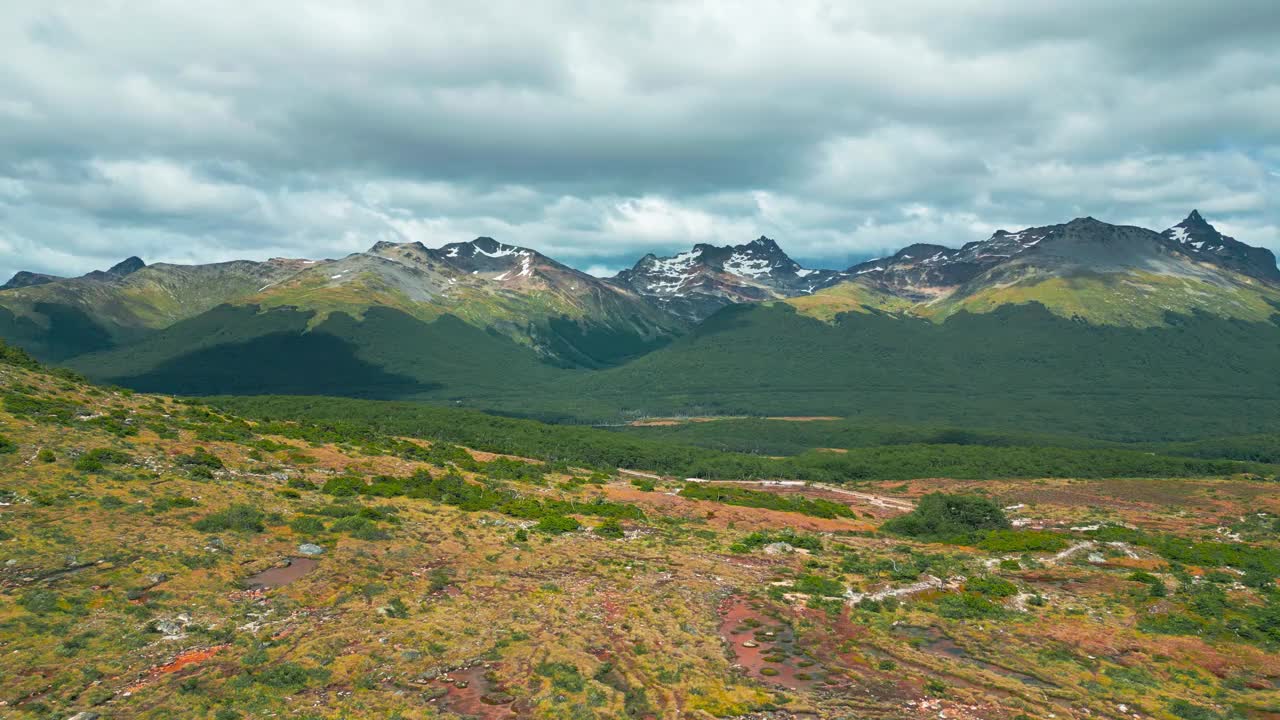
[[2, 1, 1278, 281]]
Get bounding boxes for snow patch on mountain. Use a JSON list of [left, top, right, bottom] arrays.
[[724, 252, 773, 277]]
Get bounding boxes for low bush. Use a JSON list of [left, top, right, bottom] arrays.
[[193, 504, 266, 533], [73, 447, 133, 473], [881, 493, 1009, 543]]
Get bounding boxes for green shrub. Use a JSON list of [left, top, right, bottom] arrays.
[[290, 516, 327, 534], [794, 574, 845, 598], [37, 447, 55, 463], [73, 447, 132, 473], [254, 661, 312, 690], [329, 515, 389, 540], [176, 447, 224, 476], [595, 518, 625, 539], [964, 576, 1018, 598], [535, 661, 585, 692], [881, 493, 1009, 542], [193, 504, 266, 533], [1168, 700, 1221, 720], [321, 475, 366, 497], [152, 495, 198, 512], [934, 592, 1005, 619], [0, 434, 16, 454], [535, 515, 581, 534]]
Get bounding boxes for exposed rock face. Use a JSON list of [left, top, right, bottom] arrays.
[[611, 236, 844, 321], [1162, 210, 1280, 283]]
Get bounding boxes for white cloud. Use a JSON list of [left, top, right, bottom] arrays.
[[0, 1, 1276, 281]]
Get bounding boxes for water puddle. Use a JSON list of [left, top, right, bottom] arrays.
[[431, 665, 519, 718], [720, 597, 828, 690], [245, 557, 318, 590]]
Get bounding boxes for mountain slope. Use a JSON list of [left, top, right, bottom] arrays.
[[245, 237, 682, 367], [0, 270, 61, 290], [508, 302, 1280, 439], [0, 257, 309, 361], [67, 304, 570, 400], [0, 237, 681, 368], [610, 236, 845, 321], [793, 213, 1280, 327]]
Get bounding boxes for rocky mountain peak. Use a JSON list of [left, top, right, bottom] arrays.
[[107, 256, 146, 277], [1163, 210, 1280, 282]]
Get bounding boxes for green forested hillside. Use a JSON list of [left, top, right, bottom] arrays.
[[506, 302, 1280, 440], [69, 304, 570, 399], [67, 299, 1280, 443]]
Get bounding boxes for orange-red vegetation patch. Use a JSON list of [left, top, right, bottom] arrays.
[[122, 645, 228, 694], [158, 646, 226, 674], [1103, 557, 1166, 571]]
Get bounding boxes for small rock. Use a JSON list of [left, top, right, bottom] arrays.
[[298, 543, 324, 556], [67, 713, 100, 720], [147, 573, 169, 585], [742, 641, 759, 648], [763, 542, 795, 555], [402, 649, 422, 661], [153, 618, 185, 636]]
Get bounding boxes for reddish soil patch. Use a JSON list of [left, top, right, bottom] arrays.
[[245, 557, 318, 589], [122, 645, 227, 693], [719, 597, 826, 691], [434, 665, 518, 719], [157, 646, 226, 674]]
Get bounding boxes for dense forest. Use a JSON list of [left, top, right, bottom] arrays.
[[212, 395, 1278, 482]]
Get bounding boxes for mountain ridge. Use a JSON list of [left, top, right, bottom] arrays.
[[609, 235, 846, 321], [2, 210, 1278, 382]]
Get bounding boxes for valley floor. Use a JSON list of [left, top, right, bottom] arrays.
[[2, 361, 1279, 719]]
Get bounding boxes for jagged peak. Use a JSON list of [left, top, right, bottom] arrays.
[[108, 256, 145, 277]]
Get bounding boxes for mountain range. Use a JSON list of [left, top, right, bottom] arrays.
[[2, 210, 1279, 436]]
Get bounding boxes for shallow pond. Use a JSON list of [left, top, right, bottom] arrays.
[[245, 557, 318, 589]]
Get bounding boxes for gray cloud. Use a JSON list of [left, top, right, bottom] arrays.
[[1, 0, 1277, 281]]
